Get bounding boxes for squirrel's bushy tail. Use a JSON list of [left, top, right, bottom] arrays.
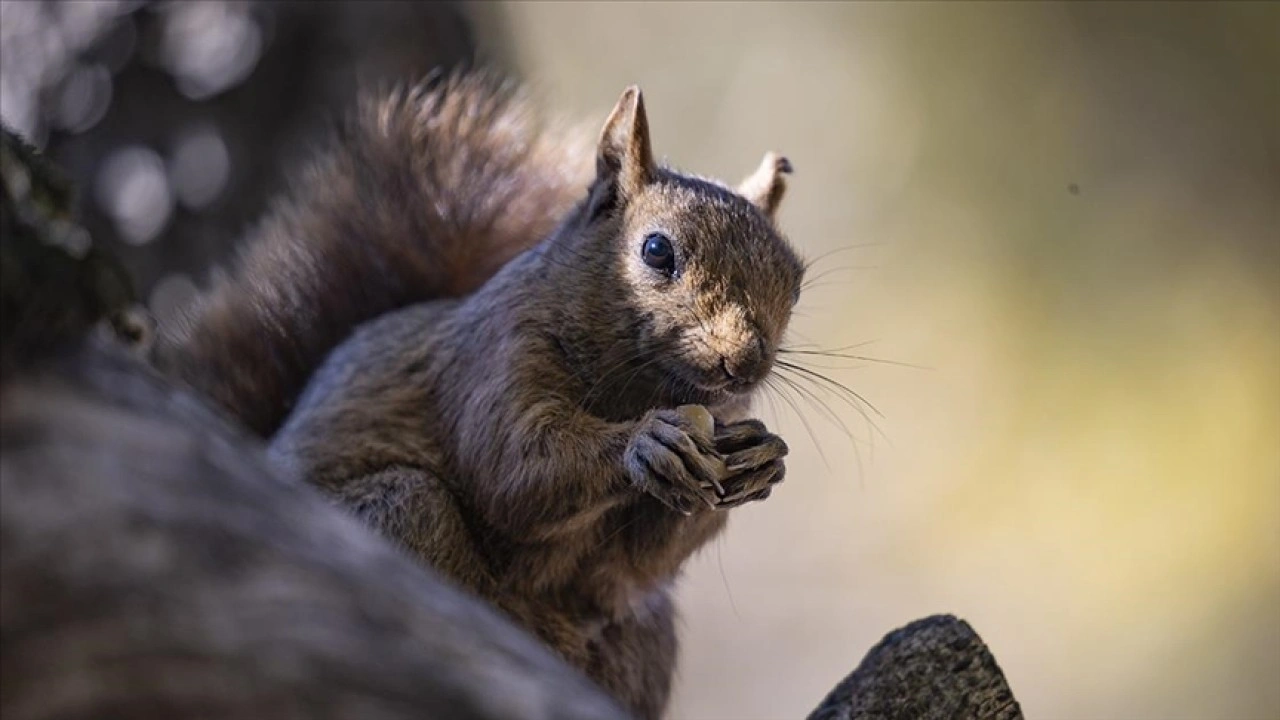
[[155, 70, 596, 437]]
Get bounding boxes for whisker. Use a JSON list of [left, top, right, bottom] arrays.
[[614, 350, 670, 407], [778, 338, 878, 354], [763, 375, 829, 468], [778, 368, 876, 480], [800, 241, 887, 273], [777, 360, 885, 420], [800, 264, 878, 292], [775, 361, 889, 449], [778, 349, 931, 371], [715, 539, 741, 621], [774, 369, 870, 477], [592, 513, 643, 554], [771, 371, 854, 446]]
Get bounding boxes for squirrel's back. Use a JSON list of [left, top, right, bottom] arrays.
[[154, 69, 595, 437]]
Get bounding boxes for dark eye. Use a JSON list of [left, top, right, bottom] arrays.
[[641, 232, 675, 273]]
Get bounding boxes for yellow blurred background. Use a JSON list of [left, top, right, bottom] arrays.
[[473, 3, 1280, 719]]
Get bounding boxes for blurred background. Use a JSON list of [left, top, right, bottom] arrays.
[[2, 2, 1276, 718]]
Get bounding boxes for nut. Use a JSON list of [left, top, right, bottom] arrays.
[[676, 404, 715, 440]]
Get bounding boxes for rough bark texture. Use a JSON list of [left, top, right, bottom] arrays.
[[2, 125, 1023, 720], [808, 615, 1024, 720]]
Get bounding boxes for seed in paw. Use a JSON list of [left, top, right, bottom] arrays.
[[675, 404, 715, 439]]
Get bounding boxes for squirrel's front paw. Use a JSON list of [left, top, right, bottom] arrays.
[[712, 418, 788, 509], [624, 406, 726, 516]]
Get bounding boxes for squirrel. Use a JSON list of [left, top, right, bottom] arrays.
[[157, 70, 805, 720]]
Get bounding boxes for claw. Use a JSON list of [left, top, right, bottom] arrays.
[[626, 407, 731, 516], [713, 458, 784, 510]]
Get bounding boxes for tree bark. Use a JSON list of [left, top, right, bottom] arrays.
[[808, 615, 1023, 720]]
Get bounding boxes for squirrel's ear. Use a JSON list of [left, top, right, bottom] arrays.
[[738, 152, 792, 220], [597, 85, 656, 198]]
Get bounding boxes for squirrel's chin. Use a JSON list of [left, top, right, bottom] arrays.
[[682, 380, 757, 407]]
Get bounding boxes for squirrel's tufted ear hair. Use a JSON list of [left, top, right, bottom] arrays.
[[597, 85, 656, 198], [738, 152, 792, 220]]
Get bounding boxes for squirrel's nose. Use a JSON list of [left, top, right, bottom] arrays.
[[720, 336, 769, 385], [719, 357, 738, 382]]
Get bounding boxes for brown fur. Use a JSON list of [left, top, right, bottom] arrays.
[[154, 69, 596, 437], [268, 81, 805, 719]]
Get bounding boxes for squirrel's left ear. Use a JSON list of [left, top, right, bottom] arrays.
[[597, 85, 656, 199], [738, 152, 792, 220]]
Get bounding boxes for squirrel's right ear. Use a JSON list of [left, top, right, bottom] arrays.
[[596, 85, 656, 198], [738, 152, 792, 221]]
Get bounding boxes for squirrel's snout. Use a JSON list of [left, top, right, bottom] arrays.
[[700, 306, 772, 388], [719, 336, 770, 386]]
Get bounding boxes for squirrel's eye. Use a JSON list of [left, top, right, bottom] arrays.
[[641, 232, 675, 273]]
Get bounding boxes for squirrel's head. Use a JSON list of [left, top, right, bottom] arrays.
[[572, 86, 805, 404]]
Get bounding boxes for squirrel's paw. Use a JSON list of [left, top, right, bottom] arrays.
[[624, 406, 726, 516], [711, 418, 788, 509]]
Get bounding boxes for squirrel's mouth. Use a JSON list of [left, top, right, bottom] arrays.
[[662, 370, 762, 410], [662, 354, 767, 404], [688, 372, 760, 399]]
